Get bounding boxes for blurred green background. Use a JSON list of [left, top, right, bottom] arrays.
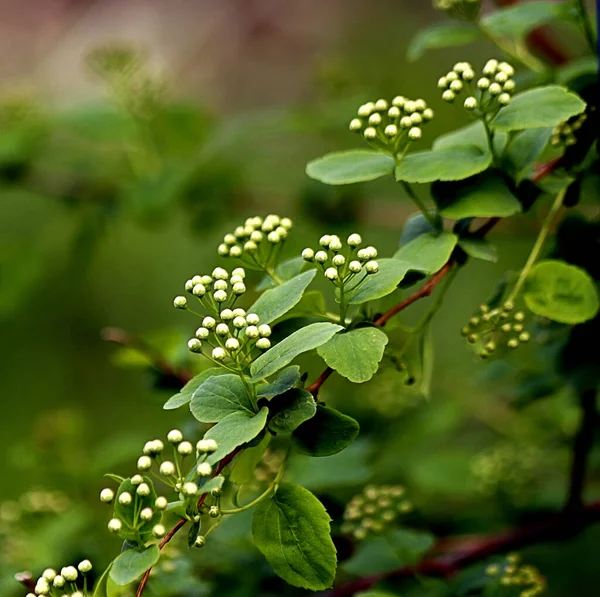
[[0, 1, 598, 596]]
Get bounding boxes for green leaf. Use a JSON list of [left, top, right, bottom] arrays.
[[250, 322, 343, 381], [317, 327, 388, 383], [306, 150, 394, 185], [394, 232, 457, 274], [433, 120, 507, 155], [113, 477, 161, 543], [399, 212, 442, 247], [347, 259, 411, 305], [292, 405, 360, 456], [252, 483, 336, 590], [256, 256, 306, 291], [395, 146, 491, 183], [109, 545, 160, 586], [503, 128, 553, 181], [523, 260, 599, 324], [200, 475, 225, 495], [164, 367, 225, 410], [432, 171, 521, 218], [190, 374, 254, 423], [458, 237, 498, 263], [491, 86, 586, 132], [257, 365, 301, 398], [92, 565, 112, 597], [482, 1, 578, 42], [205, 407, 269, 464], [268, 389, 317, 433], [407, 22, 482, 61], [230, 434, 271, 486], [249, 270, 317, 325]]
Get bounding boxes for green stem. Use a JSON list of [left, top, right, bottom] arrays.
[[400, 181, 438, 228], [266, 267, 283, 285], [481, 117, 500, 167], [475, 22, 546, 73], [507, 187, 568, 303], [576, 0, 597, 54]]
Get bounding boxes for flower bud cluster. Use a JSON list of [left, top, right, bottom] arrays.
[[439, 59, 515, 114], [349, 96, 434, 154], [461, 302, 530, 358], [217, 215, 292, 271], [433, 0, 481, 21], [27, 560, 93, 597], [302, 233, 379, 290], [551, 113, 587, 147], [341, 485, 413, 540], [485, 554, 546, 597]]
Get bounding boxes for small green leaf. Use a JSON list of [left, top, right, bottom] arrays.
[[256, 256, 306, 291], [399, 212, 442, 246], [249, 270, 316, 326], [92, 564, 112, 597], [317, 327, 388, 383], [190, 374, 254, 423], [252, 483, 337, 590], [104, 473, 126, 484], [164, 368, 225, 410], [109, 545, 160, 586], [347, 259, 411, 305], [205, 407, 269, 464], [395, 145, 492, 183], [256, 365, 301, 398], [200, 475, 225, 495], [433, 120, 507, 155], [503, 128, 553, 181], [524, 260, 599, 324], [250, 322, 343, 381], [407, 22, 482, 61], [188, 521, 201, 549], [432, 171, 521, 219], [113, 477, 161, 543], [306, 150, 394, 185], [292, 405, 360, 456], [268, 389, 317, 433], [458, 237, 498, 263], [394, 232, 457, 274], [491, 85, 586, 132]]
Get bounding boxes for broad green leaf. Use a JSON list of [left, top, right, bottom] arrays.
[[205, 407, 269, 464], [491, 86, 586, 132], [394, 231, 458, 274], [164, 368, 225, 410], [407, 22, 482, 61], [279, 290, 328, 322], [230, 434, 271, 486], [347, 259, 411, 305], [92, 565, 112, 597], [317, 327, 388, 383], [557, 56, 598, 86], [250, 322, 343, 381], [110, 545, 160, 586], [395, 145, 491, 183], [432, 171, 521, 218], [482, 1, 578, 42], [268, 389, 317, 433], [306, 150, 394, 185], [257, 365, 301, 398], [399, 212, 442, 247], [433, 120, 507, 155], [458, 237, 498, 263], [292, 405, 360, 456], [524, 260, 599, 324], [504, 128, 553, 181], [256, 256, 305, 290], [252, 483, 336, 590], [190, 374, 254, 423], [249, 270, 316, 325]]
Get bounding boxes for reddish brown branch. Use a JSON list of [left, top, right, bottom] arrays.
[[307, 367, 334, 397], [326, 501, 600, 597]]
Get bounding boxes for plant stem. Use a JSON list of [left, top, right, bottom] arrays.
[[507, 186, 568, 302], [400, 181, 438, 228], [576, 0, 597, 54], [481, 117, 499, 167]]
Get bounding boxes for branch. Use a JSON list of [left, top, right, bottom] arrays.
[[326, 501, 600, 597]]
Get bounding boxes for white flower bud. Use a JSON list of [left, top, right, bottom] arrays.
[[357, 102, 375, 117], [137, 456, 152, 471], [220, 308, 233, 320], [192, 284, 206, 297], [188, 338, 202, 353], [100, 488, 114, 503], [400, 116, 412, 128], [131, 474, 143, 485], [414, 99, 426, 111], [225, 337, 240, 351], [234, 226, 246, 237], [384, 124, 398, 137], [62, 566, 78, 582], [357, 248, 369, 261], [364, 127, 377, 140], [329, 238, 342, 252], [182, 482, 198, 497], [503, 80, 515, 92], [140, 507, 154, 521], [201, 275, 213, 285], [392, 95, 406, 106], [446, 71, 458, 82], [233, 282, 246, 295], [437, 76, 448, 89], [216, 323, 229, 336], [232, 307, 246, 316], [212, 347, 226, 361], [498, 93, 511, 105], [368, 112, 382, 126], [449, 80, 463, 92], [244, 240, 258, 252], [349, 118, 363, 131], [404, 100, 416, 113], [462, 69, 475, 81], [489, 82, 502, 96], [332, 254, 346, 267], [203, 316, 216, 329], [178, 441, 193, 455], [217, 244, 229, 256], [195, 535, 206, 548], [348, 260, 362, 273], [366, 246, 378, 258], [184, 279, 194, 292], [477, 77, 490, 89], [167, 429, 183, 443], [374, 98, 388, 111], [195, 327, 209, 340], [410, 113, 422, 125], [302, 248, 315, 261], [408, 127, 422, 140], [224, 234, 236, 245], [246, 313, 260, 325], [197, 462, 213, 476], [388, 106, 400, 118], [214, 289, 228, 302], [35, 580, 50, 595], [173, 296, 187, 309], [155, 496, 168, 510], [280, 217, 292, 230], [160, 461, 176, 476], [42, 569, 56, 581], [464, 96, 478, 110], [246, 325, 259, 338], [214, 279, 228, 291], [365, 260, 379, 274], [495, 71, 508, 84], [230, 275, 244, 287], [233, 316, 246, 329], [257, 324, 271, 337], [153, 524, 166, 538], [119, 491, 132, 505], [52, 575, 65, 588], [347, 233, 362, 246], [229, 245, 242, 257], [324, 267, 338, 280], [136, 483, 150, 497], [319, 234, 332, 247], [108, 518, 122, 533], [442, 90, 455, 102], [197, 439, 218, 453], [498, 61, 514, 76], [256, 338, 271, 350], [483, 59, 498, 76], [315, 250, 328, 263]]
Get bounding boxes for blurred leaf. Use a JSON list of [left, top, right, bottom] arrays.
[[407, 22, 482, 61], [306, 150, 394, 185], [230, 434, 271, 486], [394, 232, 457, 273], [268, 388, 317, 433], [458, 237, 498, 262], [110, 544, 160, 585]]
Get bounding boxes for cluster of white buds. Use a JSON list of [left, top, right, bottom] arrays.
[[461, 302, 531, 358], [340, 485, 413, 540], [178, 266, 247, 314], [349, 96, 434, 154], [439, 59, 515, 114], [302, 233, 379, 289], [485, 554, 546, 597], [433, 0, 481, 21], [551, 113, 587, 147], [27, 560, 93, 597], [216, 215, 292, 270]]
